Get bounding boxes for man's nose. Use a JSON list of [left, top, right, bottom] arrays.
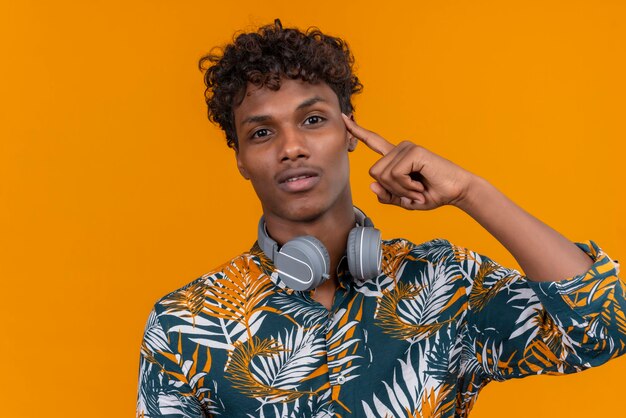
[[279, 127, 310, 162]]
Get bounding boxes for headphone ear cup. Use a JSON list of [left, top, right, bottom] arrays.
[[347, 227, 382, 281], [275, 236, 330, 291]]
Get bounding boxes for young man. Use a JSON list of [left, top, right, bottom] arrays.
[[136, 20, 625, 417]]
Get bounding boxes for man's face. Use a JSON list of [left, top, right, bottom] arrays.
[[233, 78, 357, 226]]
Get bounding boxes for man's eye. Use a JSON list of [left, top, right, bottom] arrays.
[[304, 115, 325, 125], [252, 128, 270, 139]]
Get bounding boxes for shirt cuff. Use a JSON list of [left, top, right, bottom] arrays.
[[526, 240, 621, 330]]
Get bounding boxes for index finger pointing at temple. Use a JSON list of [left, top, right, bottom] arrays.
[[342, 114, 394, 156]]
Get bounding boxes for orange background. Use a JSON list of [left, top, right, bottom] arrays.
[[1, 1, 625, 417]]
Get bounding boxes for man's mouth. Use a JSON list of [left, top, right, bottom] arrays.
[[285, 175, 313, 183], [277, 168, 321, 193]]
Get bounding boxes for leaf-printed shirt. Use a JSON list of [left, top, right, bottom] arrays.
[[136, 238, 625, 417]]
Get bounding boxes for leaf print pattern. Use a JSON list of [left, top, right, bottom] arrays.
[[467, 260, 508, 313], [226, 327, 326, 403], [411, 384, 456, 418], [272, 293, 328, 326], [161, 280, 206, 327], [381, 239, 417, 279], [376, 260, 466, 342], [137, 239, 626, 417], [376, 281, 450, 341], [204, 257, 280, 337], [326, 299, 364, 385]]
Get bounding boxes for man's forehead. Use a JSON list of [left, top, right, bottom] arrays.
[[233, 79, 340, 127]]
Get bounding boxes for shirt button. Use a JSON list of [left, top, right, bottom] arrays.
[[337, 374, 346, 385]]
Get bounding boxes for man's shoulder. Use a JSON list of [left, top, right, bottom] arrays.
[[152, 250, 260, 313], [381, 237, 455, 264], [372, 237, 460, 285]]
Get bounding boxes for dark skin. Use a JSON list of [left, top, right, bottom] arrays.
[[234, 78, 592, 310]]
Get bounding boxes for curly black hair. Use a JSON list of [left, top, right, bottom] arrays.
[[199, 19, 363, 150]]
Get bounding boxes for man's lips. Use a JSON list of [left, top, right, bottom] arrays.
[[276, 167, 321, 193]]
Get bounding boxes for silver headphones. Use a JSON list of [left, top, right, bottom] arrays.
[[257, 207, 382, 291]]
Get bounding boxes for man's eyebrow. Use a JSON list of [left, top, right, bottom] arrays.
[[296, 96, 326, 110], [241, 115, 271, 126], [240, 96, 328, 126]]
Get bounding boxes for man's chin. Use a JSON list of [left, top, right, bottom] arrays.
[[262, 200, 327, 224], [265, 197, 354, 226], [281, 206, 326, 224]]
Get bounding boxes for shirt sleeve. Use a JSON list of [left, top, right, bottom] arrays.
[[454, 240, 626, 382], [136, 308, 205, 418]]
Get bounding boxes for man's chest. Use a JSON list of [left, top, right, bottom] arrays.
[[162, 274, 468, 417]]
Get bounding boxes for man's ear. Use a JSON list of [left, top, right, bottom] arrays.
[[235, 152, 250, 180], [346, 113, 358, 152], [348, 137, 358, 152]]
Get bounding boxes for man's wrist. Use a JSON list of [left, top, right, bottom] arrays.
[[451, 174, 493, 215]]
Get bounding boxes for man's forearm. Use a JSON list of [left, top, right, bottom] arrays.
[[454, 175, 593, 282]]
